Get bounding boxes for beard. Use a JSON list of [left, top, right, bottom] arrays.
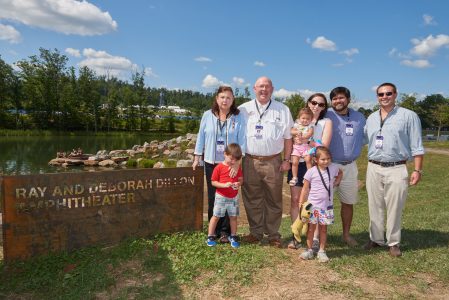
[[333, 103, 348, 113]]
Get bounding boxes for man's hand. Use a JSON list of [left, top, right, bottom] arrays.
[[192, 160, 199, 171], [409, 171, 422, 186], [280, 160, 291, 172]]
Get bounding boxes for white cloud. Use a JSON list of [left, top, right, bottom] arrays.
[[310, 36, 337, 51], [351, 100, 377, 109], [0, 0, 117, 36], [388, 47, 411, 59], [0, 23, 21, 43], [400, 59, 432, 68], [232, 77, 246, 86], [65, 47, 81, 57], [202, 74, 225, 88], [410, 34, 449, 57], [254, 61, 266, 67], [332, 63, 345, 67], [273, 88, 299, 99], [340, 48, 359, 57], [144, 67, 158, 78], [423, 14, 436, 26], [299, 89, 320, 100], [79, 48, 138, 77], [194, 56, 212, 62]]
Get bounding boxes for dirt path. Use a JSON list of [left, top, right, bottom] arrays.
[[425, 148, 449, 155]]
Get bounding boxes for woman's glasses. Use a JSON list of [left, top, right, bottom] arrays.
[[310, 100, 325, 108], [377, 92, 394, 97]]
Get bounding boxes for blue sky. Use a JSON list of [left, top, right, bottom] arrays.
[[1, 0, 449, 108]]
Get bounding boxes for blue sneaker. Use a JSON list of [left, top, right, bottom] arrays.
[[229, 235, 240, 248], [206, 236, 217, 247]]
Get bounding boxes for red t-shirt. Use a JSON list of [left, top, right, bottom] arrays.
[[211, 163, 243, 198]]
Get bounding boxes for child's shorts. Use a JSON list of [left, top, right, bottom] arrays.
[[291, 144, 311, 157], [213, 194, 239, 217], [308, 205, 334, 225]]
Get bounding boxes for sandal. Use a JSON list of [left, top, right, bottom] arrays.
[[289, 177, 298, 186]]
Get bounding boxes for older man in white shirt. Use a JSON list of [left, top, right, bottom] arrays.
[[239, 76, 293, 247]]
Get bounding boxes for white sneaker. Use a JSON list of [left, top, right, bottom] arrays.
[[317, 251, 329, 263], [300, 249, 314, 260]]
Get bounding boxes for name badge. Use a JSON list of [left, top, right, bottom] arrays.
[[375, 135, 383, 149], [215, 140, 225, 162], [255, 124, 263, 139], [345, 124, 354, 136]]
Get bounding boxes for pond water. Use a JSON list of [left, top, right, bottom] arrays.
[[0, 134, 175, 175]]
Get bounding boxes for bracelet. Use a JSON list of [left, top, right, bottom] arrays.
[[283, 158, 290, 162], [413, 169, 423, 175]]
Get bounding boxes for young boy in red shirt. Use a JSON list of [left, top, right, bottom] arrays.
[[207, 143, 243, 248]]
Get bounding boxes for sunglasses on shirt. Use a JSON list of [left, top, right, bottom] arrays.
[[377, 92, 394, 97], [310, 100, 326, 108]]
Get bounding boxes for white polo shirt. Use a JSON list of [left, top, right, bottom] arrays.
[[239, 99, 293, 156]]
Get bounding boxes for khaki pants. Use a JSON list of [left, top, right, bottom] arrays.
[[366, 162, 409, 246], [242, 155, 283, 240]]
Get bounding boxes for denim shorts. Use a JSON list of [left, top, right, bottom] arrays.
[[308, 205, 334, 225], [213, 194, 239, 217]]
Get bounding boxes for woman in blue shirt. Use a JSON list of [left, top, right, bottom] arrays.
[[193, 86, 246, 243]]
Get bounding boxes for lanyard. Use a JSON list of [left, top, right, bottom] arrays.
[[379, 106, 394, 134], [218, 119, 227, 136], [255, 99, 272, 122], [317, 166, 331, 202]]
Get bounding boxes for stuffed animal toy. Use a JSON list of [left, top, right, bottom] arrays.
[[308, 139, 323, 156], [291, 201, 313, 244]]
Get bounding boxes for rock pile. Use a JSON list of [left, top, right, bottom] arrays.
[[48, 133, 198, 170]]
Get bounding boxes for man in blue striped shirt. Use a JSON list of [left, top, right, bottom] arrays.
[[364, 82, 424, 257], [326, 86, 366, 247]]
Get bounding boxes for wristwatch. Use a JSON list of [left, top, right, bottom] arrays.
[[283, 158, 290, 163], [413, 169, 423, 175]]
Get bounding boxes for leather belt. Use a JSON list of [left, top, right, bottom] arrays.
[[246, 153, 280, 161], [369, 160, 406, 167], [334, 160, 354, 166]]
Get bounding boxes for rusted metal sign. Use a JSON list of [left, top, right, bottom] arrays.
[[1, 167, 203, 261]]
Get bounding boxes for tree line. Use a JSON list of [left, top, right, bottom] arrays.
[[0, 48, 251, 132], [1, 48, 448, 135]]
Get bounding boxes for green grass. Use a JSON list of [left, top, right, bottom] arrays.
[[424, 141, 449, 149], [0, 229, 288, 299], [1, 150, 448, 298]]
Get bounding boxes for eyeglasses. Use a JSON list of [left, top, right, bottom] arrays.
[[377, 92, 394, 97], [310, 100, 326, 108]]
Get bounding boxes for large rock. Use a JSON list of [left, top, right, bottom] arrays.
[[65, 159, 85, 166], [99, 159, 117, 167], [184, 149, 195, 155], [186, 133, 196, 140], [168, 150, 181, 158], [153, 161, 165, 168], [109, 150, 127, 156], [111, 156, 128, 163], [126, 150, 137, 157], [176, 160, 192, 168], [84, 160, 99, 166], [96, 150, 108, 156]]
